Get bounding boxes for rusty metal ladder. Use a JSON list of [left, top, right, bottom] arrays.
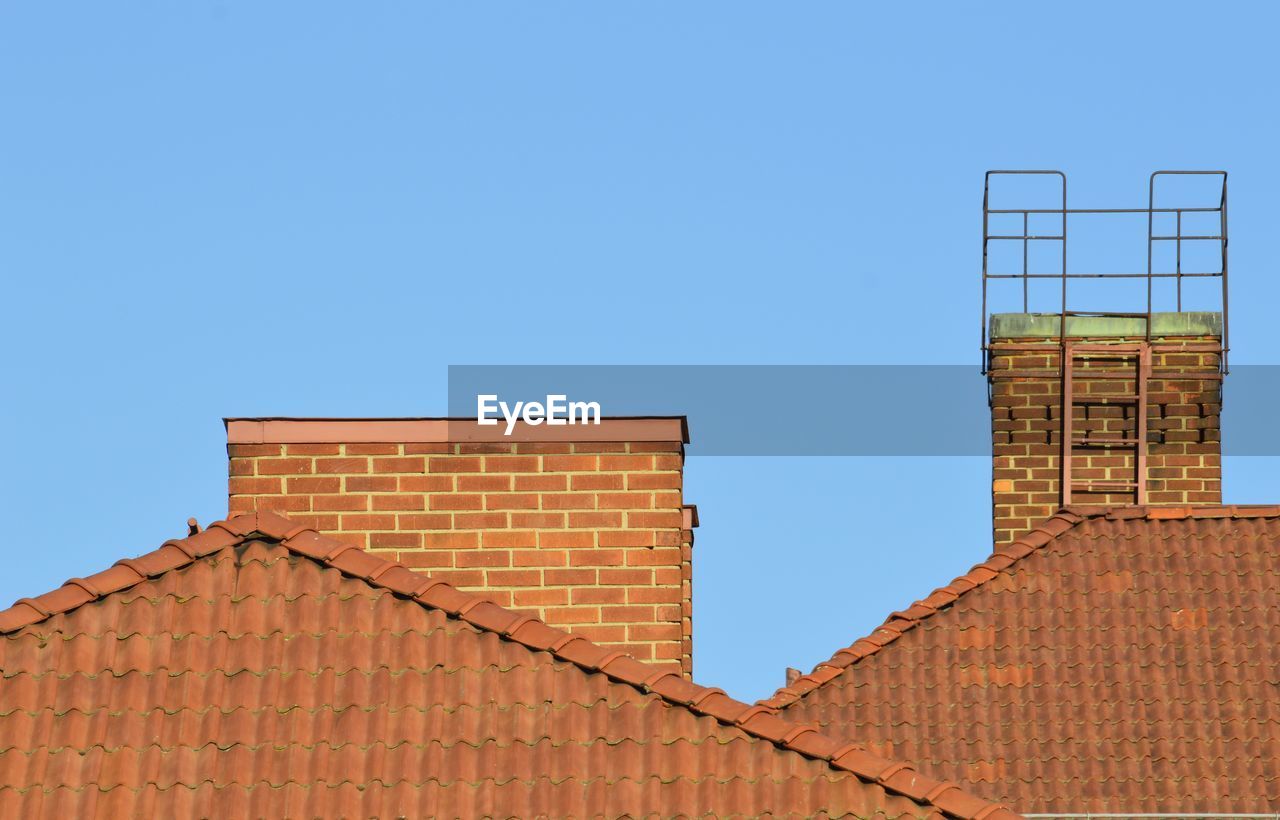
[[1061, 341, 1152, 505]]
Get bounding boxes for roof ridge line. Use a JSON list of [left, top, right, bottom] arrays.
[[758, 504, 1280, 711], [0, 511, 1017, 820], [753, 510, 1084, 709]]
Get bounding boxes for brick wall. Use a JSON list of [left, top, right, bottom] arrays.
[[990, 336, 1222, 546], [225, 418, 695, 676]]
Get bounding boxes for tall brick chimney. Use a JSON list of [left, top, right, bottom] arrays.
[[225, 417, 695, 675], [982, 170, 1229, 546], [989, 313, 1223, 546]]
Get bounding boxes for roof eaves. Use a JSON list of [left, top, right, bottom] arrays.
[[761, 504, 1280, 710], [0, 511, 1017, 820]]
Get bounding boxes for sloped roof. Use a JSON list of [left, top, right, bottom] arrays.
[[0, 512, 1014, 819], [764, 505, 1280, 813]]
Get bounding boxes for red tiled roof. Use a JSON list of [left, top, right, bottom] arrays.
[[0, 512, 1015, 819], [764, 505, 1280, 812]]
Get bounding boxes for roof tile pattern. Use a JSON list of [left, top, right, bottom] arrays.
[[0, 512, 1014, 819], [765, 506, 1280, 813]]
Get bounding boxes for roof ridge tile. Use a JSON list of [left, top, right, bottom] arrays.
[[160, 537, 199, 559], [597, 654, 651, 685], [253, 510, 300, 539], [60, 577, 103, 599], [10, 597, 51, 617]]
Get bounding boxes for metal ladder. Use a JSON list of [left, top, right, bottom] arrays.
[[1061, 341, 1151, 505]]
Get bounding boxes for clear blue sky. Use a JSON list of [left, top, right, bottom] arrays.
[[2, 3, 1278, 701]]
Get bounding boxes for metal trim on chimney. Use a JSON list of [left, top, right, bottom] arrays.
[[224, 417, 690, 444]]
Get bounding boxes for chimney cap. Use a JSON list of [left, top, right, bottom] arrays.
[[990, 311, 1222, 339], [224, 416, 690, 445]]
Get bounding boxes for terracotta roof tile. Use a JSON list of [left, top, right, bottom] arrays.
[[0, 512, 1015, 819], [765, 505, 1280, 812]]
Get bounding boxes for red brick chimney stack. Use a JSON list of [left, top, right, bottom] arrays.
[[226, 417, 696, 675], [989, 314, 1223, 546]]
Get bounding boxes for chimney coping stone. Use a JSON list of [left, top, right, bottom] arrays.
[[225, 416, 690, 445], [990, 311, 1222, 338]]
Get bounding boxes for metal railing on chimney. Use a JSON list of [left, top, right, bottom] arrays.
[[980, 170, 1229, 374]]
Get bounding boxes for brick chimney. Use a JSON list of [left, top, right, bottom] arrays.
[[225, 417, 695, 675], [989, 313, 1223, 546]]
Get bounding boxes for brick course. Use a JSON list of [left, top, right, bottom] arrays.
[[990, 335, 1222, 546], [228, 427, 694, 676]]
